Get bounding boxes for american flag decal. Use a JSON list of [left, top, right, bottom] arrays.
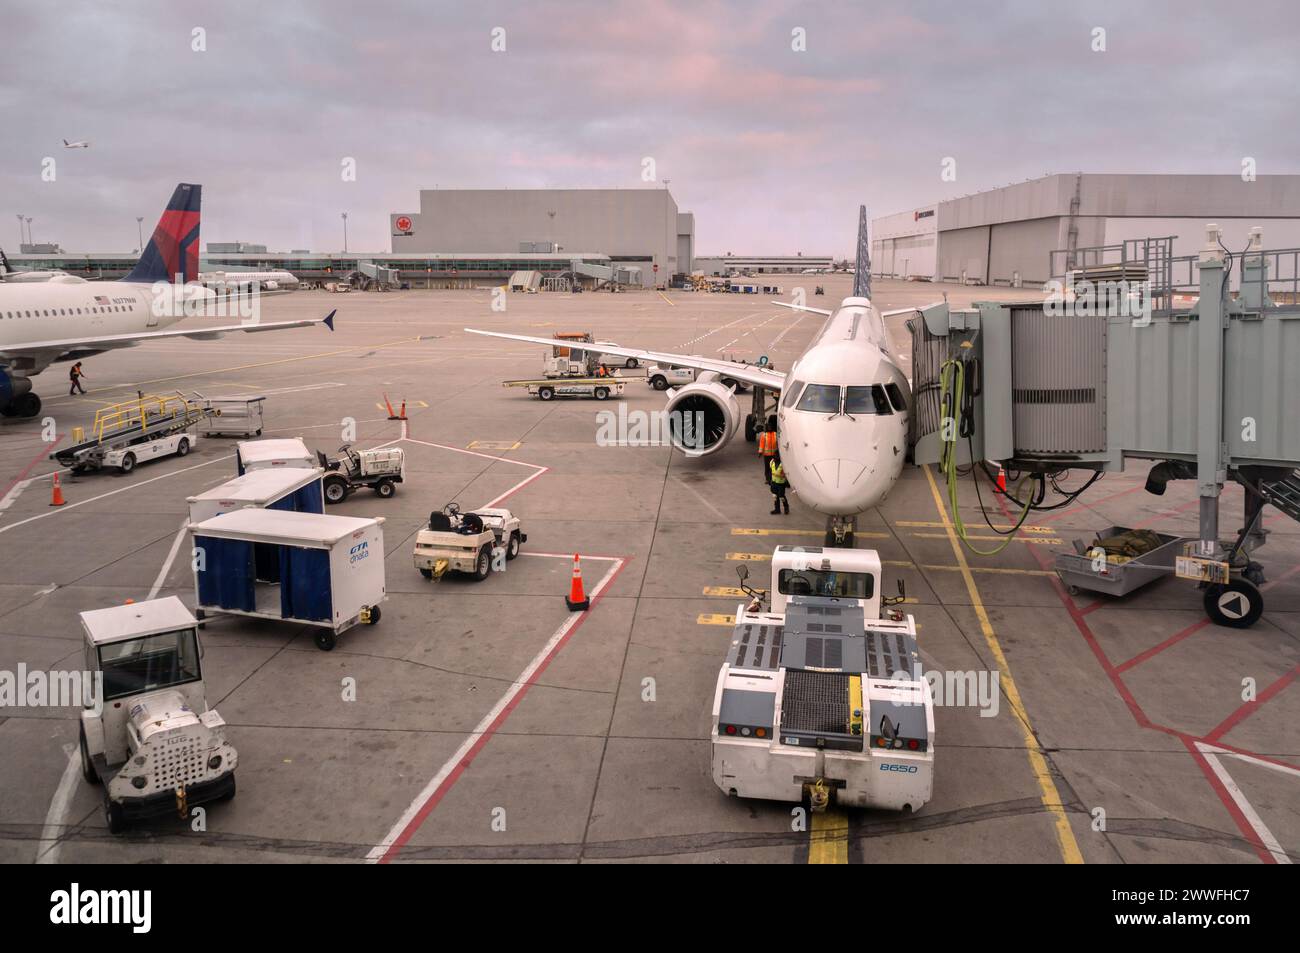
[[94, 295, 109, 305]]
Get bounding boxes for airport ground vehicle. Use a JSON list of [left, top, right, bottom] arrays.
[[186, 467, 324, 524], [413, 502, 526, 580], [190, 509, 387, 651], [236, 436, 316, 475], [194, 394, 266, 438], [507, 378, 626, 401], [596, 341, 639, 368], [711, 546, 932, 812], [78, 597, 238, 834], [647, 362, 748, 393], [52, 392, 209, 474], [319, 444, 405, 502], [647, 364, 696, 390]]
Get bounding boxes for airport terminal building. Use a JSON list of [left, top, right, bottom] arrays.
[[873, 173, 1300, 286], [390, 188, 694, 287], [8, 187, 695, 289]]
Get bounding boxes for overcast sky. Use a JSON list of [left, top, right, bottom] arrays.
[[2, 0, 1297, 257]]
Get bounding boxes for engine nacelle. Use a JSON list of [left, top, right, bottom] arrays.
[[664, 374, 740, 457], [0, 369, 32, 407]]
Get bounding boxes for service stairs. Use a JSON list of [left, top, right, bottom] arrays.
[[1256, 470, 1300, 524]]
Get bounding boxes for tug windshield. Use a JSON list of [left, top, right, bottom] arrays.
[[98, 628, 201, 701], [778, 568, 874, 600]]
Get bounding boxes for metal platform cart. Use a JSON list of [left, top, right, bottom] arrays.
[[194, 394, 266, 438], [1054, 526, 1186, 598]]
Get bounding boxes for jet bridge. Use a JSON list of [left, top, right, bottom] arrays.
[[908, 225, 1300, 628]]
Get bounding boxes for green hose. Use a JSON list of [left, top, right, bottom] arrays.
[[938, 358, 1032, 556]]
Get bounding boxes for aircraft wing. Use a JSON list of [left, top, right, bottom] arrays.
[[464, 328, 787, 391], [770, 300, 833, 317], [0, 310, 335, 360]]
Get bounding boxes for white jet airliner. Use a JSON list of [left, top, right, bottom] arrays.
[[0, 183, 334, 419], [467, 293, 913, 543]]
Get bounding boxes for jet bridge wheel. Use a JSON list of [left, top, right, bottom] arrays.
[[1203, 578, 1264, 629]]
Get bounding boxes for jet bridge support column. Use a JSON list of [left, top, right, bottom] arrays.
[[1195, 226, 1229, 557]]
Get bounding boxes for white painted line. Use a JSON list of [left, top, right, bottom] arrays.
[[35, 745, 81, 865], [1212, 747, 1300, 779], [0, 455, 233, 536], [401, 435, 547, 509], [672, 475, 732, 522], [148, 518, 191, 600], [1196, 742, 1292, 864], [365, 555, 624, 863]]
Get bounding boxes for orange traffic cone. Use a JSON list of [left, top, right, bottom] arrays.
[[995, 466, 1007, 493], [384, 393, 400, 420], [565, 554, 590, 611], [397, 399, 407, 421], [49, 473, 66, 507]]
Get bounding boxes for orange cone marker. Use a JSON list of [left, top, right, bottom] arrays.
[[565, 553, 590, 611], [49, 473, 66, 507], [995, 466, 1007, 493]]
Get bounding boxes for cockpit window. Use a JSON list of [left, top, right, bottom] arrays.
[[844, 385, 892, 415], [795, 384, 840, 413], [885, 383, 907, 412], [782, 381, 806, 409]]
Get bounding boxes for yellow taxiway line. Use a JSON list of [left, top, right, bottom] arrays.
[[808, 809, 849, 864], [921, 465, 1084, 864]]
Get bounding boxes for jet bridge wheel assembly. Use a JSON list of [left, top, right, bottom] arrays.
[[1203, 578, 1264, 629]]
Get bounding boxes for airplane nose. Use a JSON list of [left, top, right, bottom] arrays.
[[808, 458, 872, 490]]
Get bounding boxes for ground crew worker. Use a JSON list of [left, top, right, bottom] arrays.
[[68, 361, 87, 395], [757, 415, 778, 482], [769, 451, 789, 515]]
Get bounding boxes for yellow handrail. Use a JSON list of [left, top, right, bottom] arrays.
[[90, 392, 200, 442]]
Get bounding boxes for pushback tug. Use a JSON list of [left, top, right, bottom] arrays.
[[711, 546, 934, 812]]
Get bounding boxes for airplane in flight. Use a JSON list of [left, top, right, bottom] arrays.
[[0, 183, 334, 419], [62, 139, 90, 149], [466, 213, 914, 545]]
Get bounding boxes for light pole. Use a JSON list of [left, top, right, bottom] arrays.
[[136, 217, 144, 253], [341, 212, 348, 254], [16, 213, 23, 247], [25, 218, 33, 245]]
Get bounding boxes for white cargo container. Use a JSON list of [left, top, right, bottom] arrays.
[[189, 509, 387, 650], [186, 467, 325, 525], [236, 437, 315, 475]]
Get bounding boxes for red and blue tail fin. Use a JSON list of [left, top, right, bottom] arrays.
[[123, 183, 201, 284]]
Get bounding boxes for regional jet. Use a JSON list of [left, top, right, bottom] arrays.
[[0, 183, 334, 419]]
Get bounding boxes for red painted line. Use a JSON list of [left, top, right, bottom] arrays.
[[483, 465, 550, 509], [1182, 737, 1276, 864], [1078, 599, 1105, 616], [1, 434, 64, 499], [1115, 619, 1210, 673], [1039, 481, 1147, 524], [989, 488, 1297, 860], [375, 556, 630, 863], [1204, 665, 1299, 745]]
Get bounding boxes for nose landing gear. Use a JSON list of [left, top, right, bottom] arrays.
[[825, 515, 855, 548]]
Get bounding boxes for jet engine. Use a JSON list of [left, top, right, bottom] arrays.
[[663, 373, 740, 457]]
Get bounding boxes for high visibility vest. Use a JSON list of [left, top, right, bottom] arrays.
[[758, 431, 777, 455], [769, 460, 786, 484]]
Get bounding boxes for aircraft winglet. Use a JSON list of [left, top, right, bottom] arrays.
[[322, 310, 336, 331]]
